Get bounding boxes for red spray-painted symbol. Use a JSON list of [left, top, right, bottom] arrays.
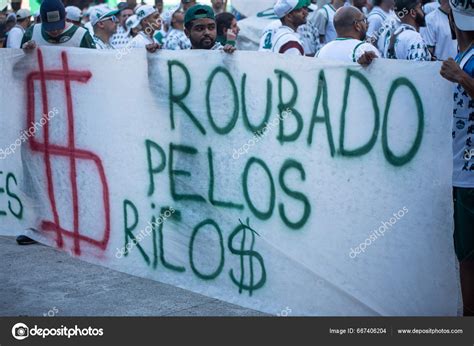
[[26, 49, 110, 256]]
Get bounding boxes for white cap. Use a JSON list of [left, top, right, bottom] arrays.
[[135, 4, 157, 22], [450, 0, 474, 31], [65, 6, 82, 22], [90, 5, 118, 26], [273, 0, 311, 18], [16, 8, 30, 20], [161, 5, 179, 26], [125, 14, 140, 30]]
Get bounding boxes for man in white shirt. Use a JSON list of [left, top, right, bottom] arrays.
[[6, 9, 30, 48], [258, 20, 282, 52], [298, 1, 322, 55], [421, 0, 457, 60], [130, 4, 161, 52], [315, 0, 346, 44], [164, 10, 191, 50], [439, 0, 474, 316], [270, 0, 312, 56], [366, 0, 395, 40], [317, 5, 380, 64], [90, 6, 118, 49], [110, 3, 134, 49], [384, 0, 431, 60]]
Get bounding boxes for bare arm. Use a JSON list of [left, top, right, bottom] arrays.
[[440, 58, 474, 99]]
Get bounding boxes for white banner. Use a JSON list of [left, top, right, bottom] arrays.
[[0, 47, 460, 316]]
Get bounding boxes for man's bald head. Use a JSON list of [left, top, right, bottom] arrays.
[[333, 6, 367, 40]]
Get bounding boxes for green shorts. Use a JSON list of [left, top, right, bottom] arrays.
[[453, 187, 474, 262]]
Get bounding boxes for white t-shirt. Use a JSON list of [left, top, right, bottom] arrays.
[[93, 35, 114, 50], [316, 37, 381, 62], [375, 16, 401, 56], [421, 8, 457, 60], [367, 6, 391, 40], [315, 4, 337, 44], [384, 23, 431, 61], [130, 31, 157, 48], [258, 20, 282, 52], [297, 5, 321, 55], [6, 25, 25, 48], [270, 25, 305, 56], [452, 47, 474, 187], [110, 25, 131, 50]]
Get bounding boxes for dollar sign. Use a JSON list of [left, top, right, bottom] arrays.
[[27, 49, 111, 256], [228, 218, 266, 296]]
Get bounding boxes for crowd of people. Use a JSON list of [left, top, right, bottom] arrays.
[[0, 0, 466, 61], [0, 0, 240, 52], [0, 0, 472, 316]]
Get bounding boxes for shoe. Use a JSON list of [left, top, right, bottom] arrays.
[[16, 235, 37, 245]]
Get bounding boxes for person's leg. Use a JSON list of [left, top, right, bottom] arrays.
[[453, 187, 474, 316], [460, 259, 474, 315]]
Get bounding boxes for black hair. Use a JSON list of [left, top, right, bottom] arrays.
[[0, 19, 6, 40], [215, 12, 234, 36], [394, 0, 420, 13]]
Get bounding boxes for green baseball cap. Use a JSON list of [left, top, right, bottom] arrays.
[[184, 4, 215, 25]]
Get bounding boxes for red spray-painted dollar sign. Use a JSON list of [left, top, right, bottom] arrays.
[[26, 49, 110, 256]]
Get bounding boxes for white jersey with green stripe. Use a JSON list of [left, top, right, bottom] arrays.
[[316, 37, 381, 62], [320, 4, 337, 43], [258, 20, 282, 52], [367, 6, 392, 39], [31, 23, 88, 47]]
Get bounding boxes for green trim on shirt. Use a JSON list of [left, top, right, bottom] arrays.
[[352, 41, 365, 62], [216, 35, 226, 46]]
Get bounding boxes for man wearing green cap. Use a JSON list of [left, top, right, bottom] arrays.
[[270, 0, 312, 55], [184, 4, 236, 53]]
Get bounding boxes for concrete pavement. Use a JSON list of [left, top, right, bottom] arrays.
[[0, 236, 267, 317]]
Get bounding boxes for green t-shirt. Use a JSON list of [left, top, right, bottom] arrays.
[[21, 24, 96, 49]]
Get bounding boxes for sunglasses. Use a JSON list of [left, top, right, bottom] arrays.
[[100, 15, 118, 23]]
